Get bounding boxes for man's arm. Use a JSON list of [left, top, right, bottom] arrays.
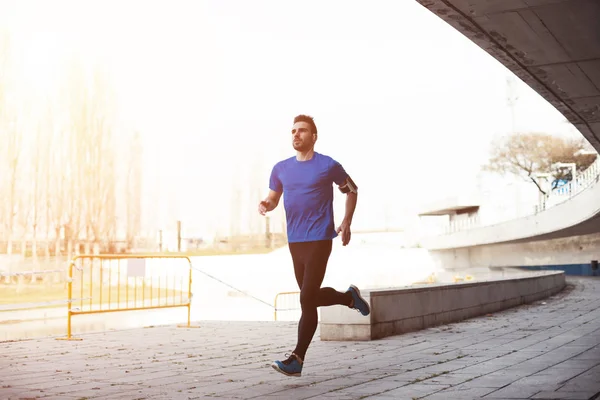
[[263, 190, 282, 211], [336, 176, 358, 246], [338, 176, 358, 223], [259, 190, 282, 215], [260, 163, 283, 215], [342, 189, 358, 224]]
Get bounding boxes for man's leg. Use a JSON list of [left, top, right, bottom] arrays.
[[271, 242, 308, 377], [311, 241, 371, 316], [293, 240, 352, 360], [272, 240, 368, 376]]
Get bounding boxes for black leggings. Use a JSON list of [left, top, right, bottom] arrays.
[[289, 240, 352, 360]]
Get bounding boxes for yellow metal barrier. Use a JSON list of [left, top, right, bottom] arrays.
[[273, 291, 300, 321], [57, 254, 197, 341]]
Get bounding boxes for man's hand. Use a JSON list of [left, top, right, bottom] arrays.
[[259, 190, 282, 216], [336, 220, 352, 246], [258, 200, 270, 216]]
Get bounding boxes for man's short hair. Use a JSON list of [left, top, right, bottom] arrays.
[[293, 114, 317, 135]]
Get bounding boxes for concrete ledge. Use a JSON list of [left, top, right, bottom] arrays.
[[320, 271, 566, 341]]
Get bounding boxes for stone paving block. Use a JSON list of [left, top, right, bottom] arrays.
[[0, 388, 49, 399], [460, 373, 522, 388], [0, 386, 37, 400], [572, 347, 600, 361], [324, 378, 416, 397], [14, 378, 88, 393], [512, 374, 565, 387], [483, 384, 552, 398], [531, 390, 600, 399], [422, 386, 500, 399], [572, 336, 600, 346], [218, 382, 301, 399], [258, 385, 343, 399], [550, 358, 600, 370], [103, 369, 185, 384], [413, 359, 474, 374], [420, 372, 483, 386], [527, 370, 588, 387], [560, 380, 600, 394], [564, 366, 600, 387], [368, 382, 451, 398], [496, 362, 553, 376], [303, 374, 382, 388], [59, 386, 141, 399], [451, 362, 507, 376], [306, 392, 358, 400], [179, 379, 261, 397], [4, 371, 68, 387], [42, 381, 131, 396]]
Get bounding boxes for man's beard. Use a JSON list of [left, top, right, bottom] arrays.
[[293, 141, 310, 151]]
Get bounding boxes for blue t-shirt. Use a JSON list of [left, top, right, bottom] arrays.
[[269, 152, 349, 243]]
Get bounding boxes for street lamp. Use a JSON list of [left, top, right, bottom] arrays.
[[531, 172, 553, 212]]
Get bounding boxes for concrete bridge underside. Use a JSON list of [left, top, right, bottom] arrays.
[[417, 0, 600, 151]]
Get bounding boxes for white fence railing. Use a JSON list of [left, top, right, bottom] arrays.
[[538, 156, 600, 211]]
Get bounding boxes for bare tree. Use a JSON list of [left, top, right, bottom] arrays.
[[40, 103, 56, 260], [2, 114, 23, 257], [62, 58, 89, 254], [0, 33, 36, 259], [84, 67, 117, 246], [59, 62, 118, 250], [0, 37, 143, 258], [47, 115, 68, 258], [0, 30, 16, 254], [484, 132, 597, 194], [16, 103, 35, 258], [125, 131, 143, 249], [30, 113, 52, 263]]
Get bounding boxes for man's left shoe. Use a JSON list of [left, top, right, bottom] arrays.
[[347, 284, 371, 316], [271, 353, 303, 377]]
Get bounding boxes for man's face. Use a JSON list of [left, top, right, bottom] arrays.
[[291, 121, 315, 152]]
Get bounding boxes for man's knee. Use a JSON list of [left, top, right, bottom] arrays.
[[299, 289, 318, 310]]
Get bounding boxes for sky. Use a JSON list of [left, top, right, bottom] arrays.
[[0, 0, 584, 238]]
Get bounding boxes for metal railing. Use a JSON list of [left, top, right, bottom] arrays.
[[57, 254, 196, 341], [445, 215, 481, 234], [273, 291, 300, 321]]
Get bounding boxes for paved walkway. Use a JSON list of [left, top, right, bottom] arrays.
[[1, 277, 599, 400]]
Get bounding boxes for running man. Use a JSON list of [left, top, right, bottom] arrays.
[[258, 114, 371, 377]]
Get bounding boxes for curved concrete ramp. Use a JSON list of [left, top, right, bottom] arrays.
[[423, 173, 600, 250]]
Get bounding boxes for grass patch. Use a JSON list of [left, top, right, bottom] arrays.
[[0, 284, 71, 306], [153, 246, 284, 257], [0, 284, 187, 308]]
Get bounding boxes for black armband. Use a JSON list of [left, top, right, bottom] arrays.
[[338, 176, 358, 194]]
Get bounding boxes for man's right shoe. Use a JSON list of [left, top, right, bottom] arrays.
[[347, 284, 371, 316], [271, 353, 303, 377]]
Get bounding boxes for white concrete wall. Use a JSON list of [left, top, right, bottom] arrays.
[[430, 232, 600, 270], [321, 271, 566, 341]]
